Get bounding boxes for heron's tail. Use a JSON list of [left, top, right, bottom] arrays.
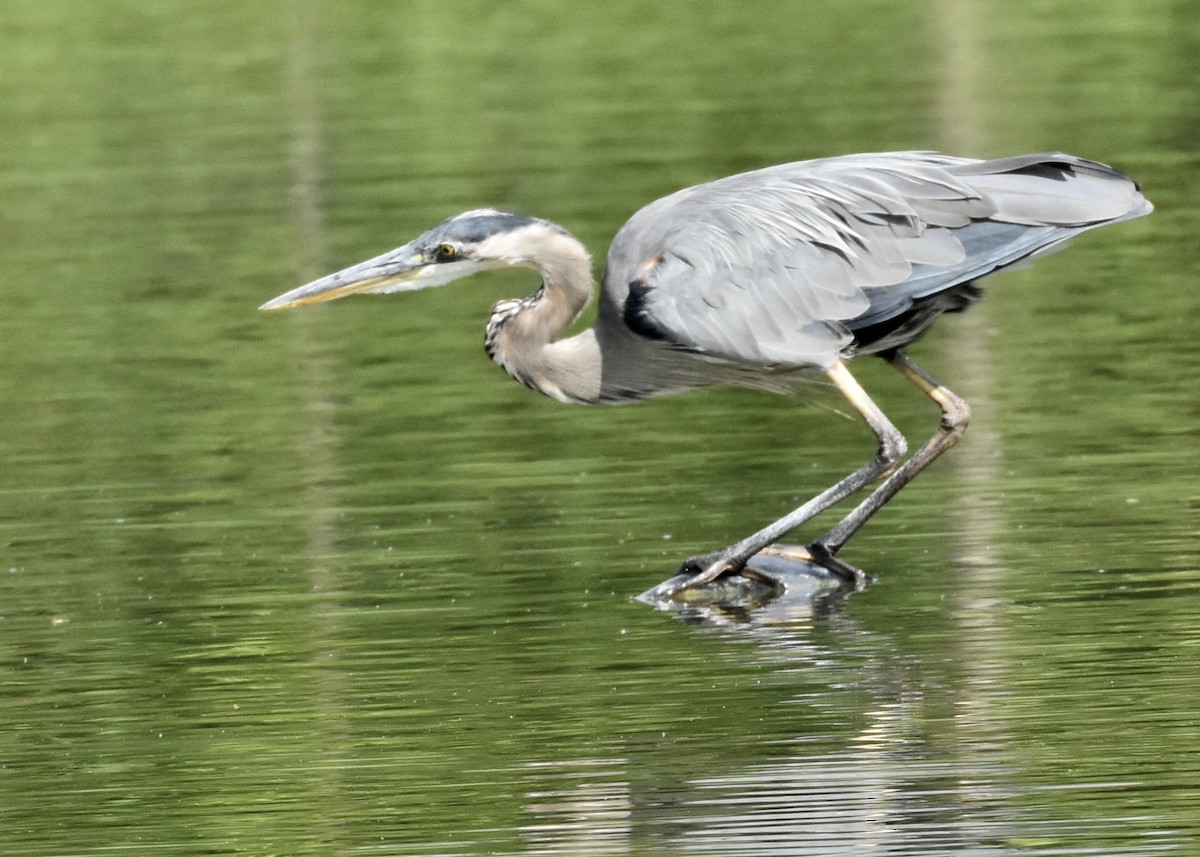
[[952, 153, 1152, 227]]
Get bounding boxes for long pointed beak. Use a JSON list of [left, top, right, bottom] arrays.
[[259, 244, 431, 311]]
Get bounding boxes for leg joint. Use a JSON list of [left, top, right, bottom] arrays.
[[877, 426, 908, 472], [938, 389, 971, 434]]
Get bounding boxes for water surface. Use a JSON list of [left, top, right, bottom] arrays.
[[1, 1, 1197, 854]]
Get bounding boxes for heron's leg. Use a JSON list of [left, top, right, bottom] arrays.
[[672, 360, 906, 591], [809, 350, 970, 562]]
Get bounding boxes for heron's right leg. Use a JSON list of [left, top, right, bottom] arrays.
[[671, 360, 906, 592], [809, 351, 970, 564]]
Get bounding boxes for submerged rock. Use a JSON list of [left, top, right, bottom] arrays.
[[636, 548, 850, 617]]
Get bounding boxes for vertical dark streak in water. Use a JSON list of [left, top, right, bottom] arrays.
[[285, 0, 337, 589], [931, 0, 1012, 791], [285, 0, 349, 830]]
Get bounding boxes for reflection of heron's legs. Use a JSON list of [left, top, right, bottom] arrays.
[[670, 360, 907, 593], [811, 350, 971, 562]]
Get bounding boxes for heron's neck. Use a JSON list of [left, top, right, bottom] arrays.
[[485, 229, 603, 404]]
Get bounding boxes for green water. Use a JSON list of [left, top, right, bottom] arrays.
[[1, 1, 1197, 854]]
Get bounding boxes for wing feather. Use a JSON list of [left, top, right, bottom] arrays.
[[604, 151, 1149, 368]]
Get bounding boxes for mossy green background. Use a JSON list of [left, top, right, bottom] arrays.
[[0, 1, 1195, 854]]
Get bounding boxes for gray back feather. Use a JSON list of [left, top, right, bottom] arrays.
[[603, 152, 1150, 367]]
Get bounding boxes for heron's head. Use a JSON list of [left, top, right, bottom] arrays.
[[259, 210, 571, 310]]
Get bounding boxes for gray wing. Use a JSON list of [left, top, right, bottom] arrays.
[[602, 152, 1151, 368]]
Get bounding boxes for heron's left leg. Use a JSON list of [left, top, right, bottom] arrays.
[[808, 350, 970, 565], [669, 359, 907, 592]]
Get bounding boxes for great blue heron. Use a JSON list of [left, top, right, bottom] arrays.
[[262, 151, 1150, 593]]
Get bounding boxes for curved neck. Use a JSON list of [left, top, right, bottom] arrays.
[[484, 227, 603, 403]]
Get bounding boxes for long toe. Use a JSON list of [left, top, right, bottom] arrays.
[[675, 552, 743, 590], [677, 551, 722, 577], [806, 542, 873, 589]]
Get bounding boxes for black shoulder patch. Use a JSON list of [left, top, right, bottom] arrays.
[[623, 279, 670, 341]]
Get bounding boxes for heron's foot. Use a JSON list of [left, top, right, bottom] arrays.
[[807, 541, 872, 589], [671, 551, 745, 592]]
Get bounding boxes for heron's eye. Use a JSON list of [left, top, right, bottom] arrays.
[[435, 243, 458, 261]]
